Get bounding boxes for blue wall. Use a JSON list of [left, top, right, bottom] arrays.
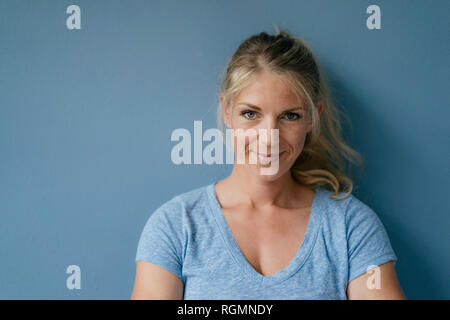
[[0, 0, 448, 299]]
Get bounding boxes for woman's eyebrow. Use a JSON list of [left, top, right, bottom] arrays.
[[238, 103, 304, 112]]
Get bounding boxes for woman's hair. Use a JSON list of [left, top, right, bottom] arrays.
[[216, 27, 364, 200]]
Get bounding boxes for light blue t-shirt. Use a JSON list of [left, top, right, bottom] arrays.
[[135, 180, 398, 299]]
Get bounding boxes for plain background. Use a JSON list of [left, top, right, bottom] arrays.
[[0, 0, 448, 299]]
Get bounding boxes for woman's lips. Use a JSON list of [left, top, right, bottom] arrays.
[[249, 150, 285, 164]]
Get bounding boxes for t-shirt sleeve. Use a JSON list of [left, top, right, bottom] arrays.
[[345, 195, 398, 282], [135, 199, 184, 281]]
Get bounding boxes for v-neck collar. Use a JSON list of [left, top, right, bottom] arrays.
[[205, 179, 323, 286]]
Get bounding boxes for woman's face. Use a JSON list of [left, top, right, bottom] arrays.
[[221, 70, 315, 181]]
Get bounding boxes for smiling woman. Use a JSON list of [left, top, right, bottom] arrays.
[[217, 31, 363, 199], [131, 28, 406, 300]]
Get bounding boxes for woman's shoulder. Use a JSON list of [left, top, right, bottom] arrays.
[[137, 184, 213, 258], [147, 183, 212, 221], [317, 187, 384, 228], [316, 187, 353, 213]]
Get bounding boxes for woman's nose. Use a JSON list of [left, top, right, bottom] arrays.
[[257, 116, 279, 132], [257, 118, 280, 152]]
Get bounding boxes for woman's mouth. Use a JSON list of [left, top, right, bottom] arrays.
[[249, 150, 285, 165]]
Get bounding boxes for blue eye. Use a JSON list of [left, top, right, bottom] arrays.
[[241, 110, 302, 121], [284, 112, 301, 121], [241, 110, 257, 120]]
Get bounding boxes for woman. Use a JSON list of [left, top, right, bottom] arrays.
[[131, 29, 406, 300]]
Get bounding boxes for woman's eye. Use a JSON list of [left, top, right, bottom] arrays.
[[241, 111, 302, 121], [241, 110, 257, 120], [283, 112, 301, 121]]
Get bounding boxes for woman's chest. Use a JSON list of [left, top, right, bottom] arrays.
[[182, 208, 348, 300], [221, 206, 311, 277]]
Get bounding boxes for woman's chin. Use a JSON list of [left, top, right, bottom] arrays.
[[247, 163, 287, 181]]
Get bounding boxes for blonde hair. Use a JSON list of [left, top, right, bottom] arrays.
[[216, 28, 364, 200]]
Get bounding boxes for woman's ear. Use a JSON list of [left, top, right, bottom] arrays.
[[220, 93, 232, 128], [317, 100, 324, 116]]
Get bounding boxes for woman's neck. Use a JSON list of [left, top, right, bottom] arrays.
[[217, 165, 309, 210]]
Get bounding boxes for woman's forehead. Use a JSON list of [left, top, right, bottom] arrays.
[[240, 71, 304, 101]]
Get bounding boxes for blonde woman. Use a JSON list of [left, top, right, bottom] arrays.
[[131, 29, 406, 300]]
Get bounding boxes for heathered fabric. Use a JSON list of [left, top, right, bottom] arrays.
[[136, 180, 398, 299]]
